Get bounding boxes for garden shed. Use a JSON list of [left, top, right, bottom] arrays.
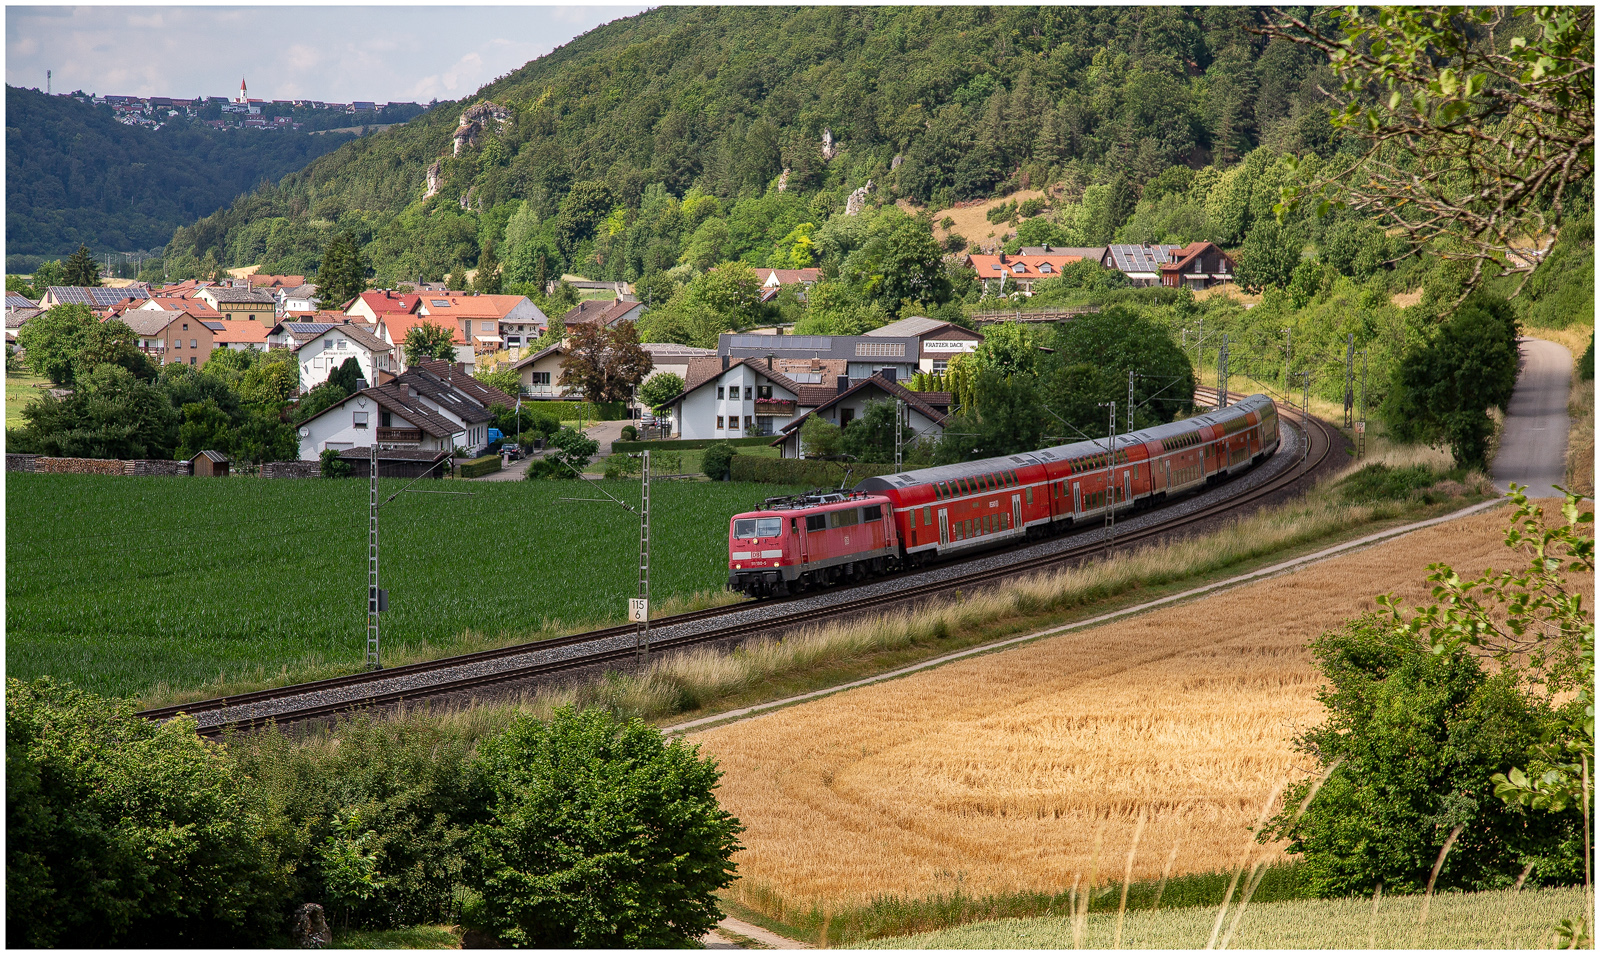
[[190, 450, 230, 477]]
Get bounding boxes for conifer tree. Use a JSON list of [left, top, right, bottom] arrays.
[[315, 232, 369, 309], [62, 245, 101, 287]]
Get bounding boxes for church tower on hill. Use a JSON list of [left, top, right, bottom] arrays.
[[236, 77, 248, 104]]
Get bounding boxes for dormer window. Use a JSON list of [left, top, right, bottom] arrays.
[[1039, 263, 1053, 274], [1013, 264, 1025, 273]]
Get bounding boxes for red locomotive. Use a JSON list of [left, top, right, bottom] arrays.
[[728, 393, 1280, 598]]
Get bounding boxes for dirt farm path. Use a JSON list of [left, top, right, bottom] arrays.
[[683, 498, 1592, 915]]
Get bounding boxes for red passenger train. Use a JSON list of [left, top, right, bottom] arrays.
[[727, 394, 1280, 598]]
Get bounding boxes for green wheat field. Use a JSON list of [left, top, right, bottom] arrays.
[[7, 473, 801, 699]]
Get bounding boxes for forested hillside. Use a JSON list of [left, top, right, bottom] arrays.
[[158, 6, 1339, 284], [5, 86, 356, 267]]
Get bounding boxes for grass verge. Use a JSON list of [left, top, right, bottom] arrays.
[[853, 885, 1592, 949], [328, 924, 460, 949], [5, 368, 51, 429], [719, 865, 1312, 948], [1568, 376, 1594, 496]]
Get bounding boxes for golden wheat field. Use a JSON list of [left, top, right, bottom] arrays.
[[691, 500, 1594, 916]]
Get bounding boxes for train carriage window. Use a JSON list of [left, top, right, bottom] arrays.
[[805, 514, 826, 532], [829, 508, 860, 529], [1026, 487, 1033, 505], [863, 505, 883, 522], [922, 506, 931, 526]]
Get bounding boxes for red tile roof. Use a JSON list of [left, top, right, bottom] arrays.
[[965, 254, 1091, 280]]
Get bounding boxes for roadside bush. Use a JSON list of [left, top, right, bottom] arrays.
[[619, 424, 638, 442], [1580, 333, 1594, 382], [1334, 463, 1442, 503], [701, 441, 737, 480], [461, 707, 742, 948], [320, 446, 353, 478], [232, 717, 489, 932], [6, 678, 288, 947]]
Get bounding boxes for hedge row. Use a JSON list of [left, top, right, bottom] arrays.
[[457, 455, 503, 479], [610, 435, 775, 454], [727, 456, 901, 486], [521, 400, 629, 421]]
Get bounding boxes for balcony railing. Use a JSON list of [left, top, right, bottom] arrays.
[[377, 427, 422, 443]]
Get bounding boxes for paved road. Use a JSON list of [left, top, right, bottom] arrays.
[[1491, 337, 1572, 498]]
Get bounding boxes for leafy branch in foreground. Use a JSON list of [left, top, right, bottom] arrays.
[[1264, 6, 1595, 294]]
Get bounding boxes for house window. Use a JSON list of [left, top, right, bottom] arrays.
[[717, 415, 725, 429], [757, 385, 773, 399], [717, 387, 725, 400], [744, 386, 753, 400], [381, 411, 392, 428], [1013, 264, 1025, 273], [353, 411, 369, 429], [532, 372, 551, 385], [191, 339, 197, 348], [745, 415, 755, 431], [931, 359, 948, 374], [728, 416, 740, 431], [182, 322, 189, 330], [189, 357, 196, 365]]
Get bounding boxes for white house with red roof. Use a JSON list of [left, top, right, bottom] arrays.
[[964, 250, 1103, 295]]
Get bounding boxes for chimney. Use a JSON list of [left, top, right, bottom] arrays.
[[765, 355, 773, 369], [837, 375, 850, 394], [355, 378, 368, 392], [880, 367, 896, 382], [722, 355, 730, 371]]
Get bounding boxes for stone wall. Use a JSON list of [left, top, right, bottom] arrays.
[[261, 460, 321, 479], [6, 453, 38, 472]]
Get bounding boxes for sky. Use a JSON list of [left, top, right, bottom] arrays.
[[6, 5, 652, 104]]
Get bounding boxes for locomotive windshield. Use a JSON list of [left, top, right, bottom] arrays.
[[733, 517, 784, 539]]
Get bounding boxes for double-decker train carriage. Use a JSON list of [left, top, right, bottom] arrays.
[[728, 394, 1279, 598]]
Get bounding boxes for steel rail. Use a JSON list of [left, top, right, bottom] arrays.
[[143, 395, 1339, 736]]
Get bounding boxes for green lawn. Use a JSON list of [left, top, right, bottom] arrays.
[[6, 369, 51, 429], [7, 474, 804, 700], [857, 885, 1591, 950]]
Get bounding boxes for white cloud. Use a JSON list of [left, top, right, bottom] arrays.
[[7, 5, 650, 101]]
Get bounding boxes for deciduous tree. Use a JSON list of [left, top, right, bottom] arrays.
[[403, 322, 458, 368], [558, 321, 653, 405]]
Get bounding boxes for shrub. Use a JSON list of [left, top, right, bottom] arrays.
[[461, 707, 742, 948], [1334, 463, 1441, 503], [800, 414, 842, 458], [610, 435, 772, 454], [1580, 333, 1594, 382], [232, 717, 489, 932], [6, 678, 288, 947], [1018, 197, 1047, 218], [728, 455, 897, 486], [603, 453, 641, 480], [457, 454, 503, 479], [320, 446, 352, 478], [701, 441, 737, 480], [619, 424, 638, 442]]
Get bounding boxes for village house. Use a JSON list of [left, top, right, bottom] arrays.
[[668, 355, 953, 445], [121, 309, 216, 367], [1103, 245, 1185, 286], [376, 314, 473, 372], [718, 332, 922, 383], [274, 283, 320, 317], [1158, 241, 1236, 289], [964, 249, 1105, 295], [771, 373, 953, 459], [344, 290, 422, 325], [196, 286, 277, 323], [559, 299, 645, 332], [40, 286, 150, 315], [294, 363, 513, 460], [510, 343, 570, 399], [863, 317, 983, 375], [134, 295, 221, 317], [294, 323, 395, 392], [415, 292, 547, 358], [267, 320, 345, 350], [207, 319, 270, 352], [756, 267, 821, 302]]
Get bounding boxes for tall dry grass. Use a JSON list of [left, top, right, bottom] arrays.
[[690, 504, 1590, 920], [857, 885, 1593, 949], [1567, 377, 1594, 496]]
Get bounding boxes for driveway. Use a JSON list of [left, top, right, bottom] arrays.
[[1491, 337, 1572, 498]]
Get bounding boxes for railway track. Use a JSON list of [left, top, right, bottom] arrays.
[[140, 394, 1341, 737]]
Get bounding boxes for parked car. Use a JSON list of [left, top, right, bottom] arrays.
[[501, 443, 523, 461]]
